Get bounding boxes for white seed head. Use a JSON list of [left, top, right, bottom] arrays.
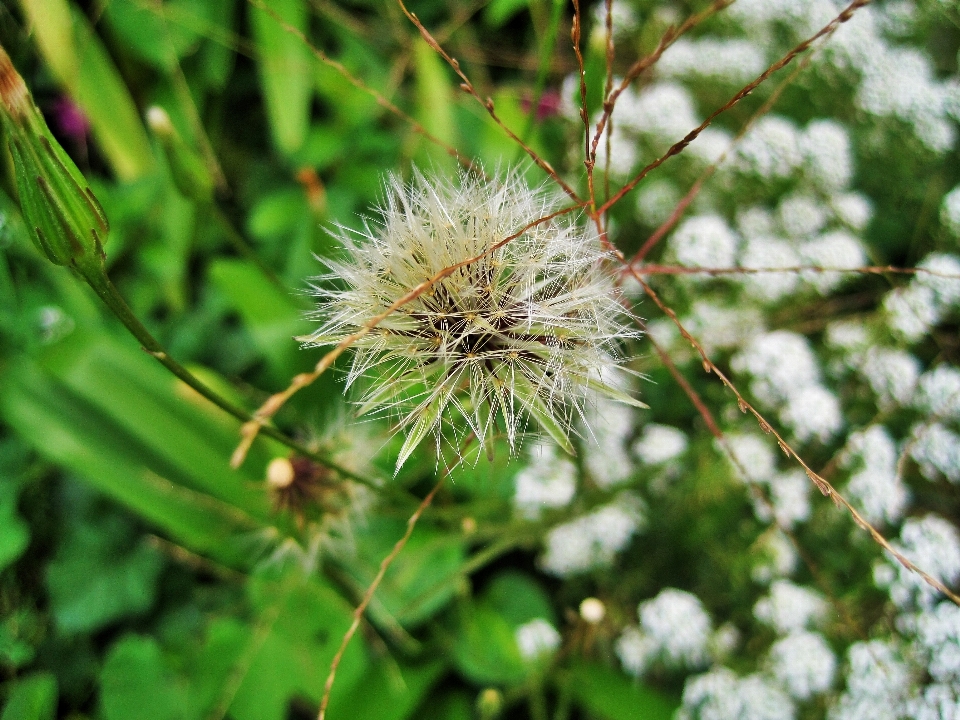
[[302, 168, 640, 470]]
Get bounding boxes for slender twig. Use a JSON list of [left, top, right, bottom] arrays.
[[598, 0, 872, 215], [316, 463, 453, 720], [75, 266, 375, 486], [395, 0, 580, 201], [623, 264, 960, 279]]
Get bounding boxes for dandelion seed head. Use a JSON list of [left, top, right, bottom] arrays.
[[303, 169, 639, 470]]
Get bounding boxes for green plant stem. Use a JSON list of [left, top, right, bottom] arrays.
[[209, 204, 293, 297], [75, 263, 376, 488]]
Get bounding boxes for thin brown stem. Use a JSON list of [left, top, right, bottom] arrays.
[[599, 0, 871, 216]]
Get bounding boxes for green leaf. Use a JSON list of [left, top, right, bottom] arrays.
[[566, 661, 679, 720], [0, 478, 28, 572], [225, 577, 369, 720], [20, 1, 155, 179], [100, 636, 194, 720], [0, 360, 260, 567], [250, 0, 312, 155], [46, 494, 164, 633], [343, 518, 466, 630], [326, 658, 445, 720], [484, 0, 529, 27], [413, 38, 456, 169], [208, 259, 307, 376], [0, 672, 57, 720], [483, 571, 555, 627], [450, 602, 527, 686]]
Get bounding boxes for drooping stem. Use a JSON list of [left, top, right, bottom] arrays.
[[75, 264, 375, 487]]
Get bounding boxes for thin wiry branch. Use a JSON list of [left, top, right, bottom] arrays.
[[245, 0, 476, 171], [598, 0, 872, 216], [624, 264, 960, 280], [628, 49, 815, 265], [627, 269, 960, 607], [394, 0, 581, 201]]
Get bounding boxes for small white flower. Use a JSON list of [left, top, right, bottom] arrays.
[[754, 580, 828, 635], [303, 169, 642, 470], [875, 515, 960, 609], [638, 588, 713, 667], [669, 214, 740, 270], [633, 423, 688, 466], [513, 441, 577, 518], [768, 630, 836, 700], [539, 493, 646, 577], [679, 668, 794, 720], [515, 618, 561, 661]]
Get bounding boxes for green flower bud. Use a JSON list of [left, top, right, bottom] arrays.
[[0, 44, 108, 268], [146, 105, 214, 204]]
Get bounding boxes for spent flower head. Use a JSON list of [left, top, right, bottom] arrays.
[[302, 168, 642, 470]]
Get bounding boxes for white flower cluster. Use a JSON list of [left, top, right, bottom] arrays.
[[678, 667, 793, 720], [841, 425, 909, 525], [616, 588, 713, 677], [658, 38, 767, 85], [754, 580, 828, 635], [732, 331, 842, 443], [514, 618, 561, 661], [908, 364, 960, 484], [883, 253, 960, 342], [767, 631, 836, 701], [539, 493, 646, 577], [513, 441, 577, 519], [874, 515, 960, 610], [632, 423, 688, 466]]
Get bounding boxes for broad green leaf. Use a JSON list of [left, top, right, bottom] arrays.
[[326, 658, 445, 720], [226, 577, 369, 720], [101, 636, 195, 720], [567, 661, 678, 720], [0, 672, 57, 720], [342, 518, 466, 630], [208, 259, 306, 375], [102, 0, 209, 69], [413, 38, 456, 170], [37, 329, 271, 520], [46, 491, 164, 634], [19, 1, 155, 179], [450, 602, 527, 686], [483, 571, 555, 627], [484, 0, 530, 27], [0, 360, 259, 567], [250, 0, 311, 155], [0, 478, 28, 572]]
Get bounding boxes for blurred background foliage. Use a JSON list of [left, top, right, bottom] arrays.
[[0, 0, 958, 719]]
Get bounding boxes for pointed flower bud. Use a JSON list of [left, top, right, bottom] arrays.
[[146, 105, 214, 203], [0, 44, 108, 269]]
